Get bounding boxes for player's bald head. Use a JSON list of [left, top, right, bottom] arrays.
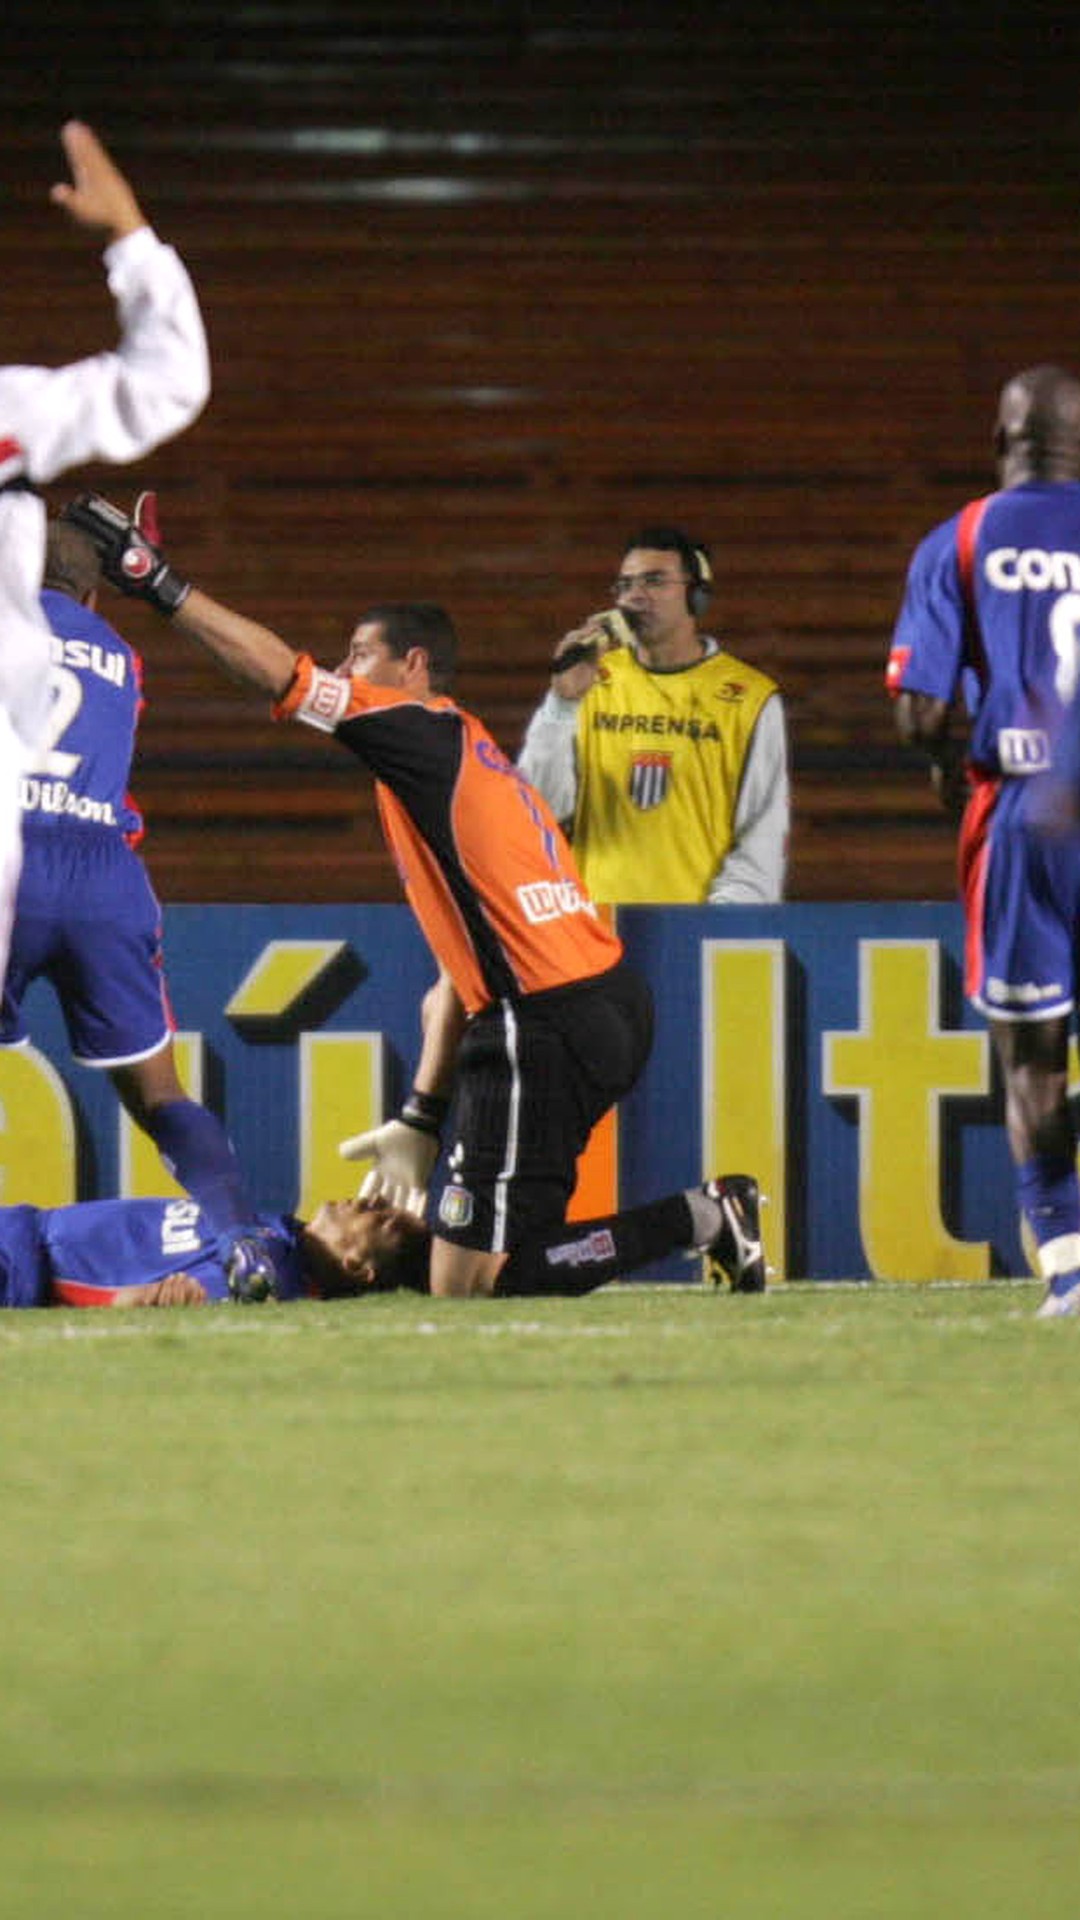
[[995, 364, 1080, 482]]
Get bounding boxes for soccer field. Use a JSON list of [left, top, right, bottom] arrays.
[[1, 1280, 1078, 1919]]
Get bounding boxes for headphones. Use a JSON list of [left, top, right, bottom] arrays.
[[686, 543, 713, 619], [618, 530, 714, 619]]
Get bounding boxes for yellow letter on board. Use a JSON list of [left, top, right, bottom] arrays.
[[0, 1046, 76, 1206], [701, 940, 787, 1280], [297, 1032, 384, 1222], [823, 940, 989, 1281]]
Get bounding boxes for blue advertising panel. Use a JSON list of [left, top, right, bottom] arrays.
[[617, 905, 1010, 1282], [3, 902, 1026, 1283]]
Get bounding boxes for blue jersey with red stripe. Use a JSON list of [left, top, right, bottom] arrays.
[[0, 1199, 306, 1308], [887, 481, 1080, 779], [22, 591, 144, 842]]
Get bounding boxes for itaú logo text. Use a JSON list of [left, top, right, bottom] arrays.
[[516, 878, 596, 925], [985, 546, 1080, 590]]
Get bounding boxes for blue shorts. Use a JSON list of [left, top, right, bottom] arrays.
[[962, 777, 1080, 1021], [1, 826, 174, 1066]]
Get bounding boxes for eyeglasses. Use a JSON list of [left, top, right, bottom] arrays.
[[611, 571, 691, 597]]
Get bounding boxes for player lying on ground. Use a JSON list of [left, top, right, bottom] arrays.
[[0, 1168, 763, 1308], [0, 1187, 426, 1308]]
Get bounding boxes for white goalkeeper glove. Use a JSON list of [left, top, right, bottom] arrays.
[[354, 1165, 429, 1220], [340, 1119, 437, 1211], [340, 1089, 448, 1213]]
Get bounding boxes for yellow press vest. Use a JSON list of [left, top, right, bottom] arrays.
[[571, 645, 777, 904]]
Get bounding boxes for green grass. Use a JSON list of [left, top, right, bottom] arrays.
[[1, 1281, 1078, 1918]]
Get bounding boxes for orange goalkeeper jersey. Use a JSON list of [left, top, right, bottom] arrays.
[[275, 654, 622, 1015]]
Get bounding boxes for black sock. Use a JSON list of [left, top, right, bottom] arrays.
[[495, 1194, 693, 1296]]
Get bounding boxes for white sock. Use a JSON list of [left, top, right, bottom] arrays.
[[685, 1186, 723, 1250]]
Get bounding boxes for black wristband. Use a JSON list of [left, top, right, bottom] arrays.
[[151, 563, 191, 616], [400, 1088, 449, 1137]]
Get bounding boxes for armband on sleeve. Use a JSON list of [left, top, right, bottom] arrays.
[[273, 655, 351, 731], [885, 644, 912, 696]]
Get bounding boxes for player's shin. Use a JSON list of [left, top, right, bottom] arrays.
[[1017, 1153, 1080, 1278], [143, 1097, 280, 1300], [494, 1194, 692, 1296]]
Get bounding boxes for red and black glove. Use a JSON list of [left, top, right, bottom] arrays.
[[61, 489, 190, 615]]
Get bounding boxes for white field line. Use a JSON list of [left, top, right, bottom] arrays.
[[0, 1277, 1041, 1346]]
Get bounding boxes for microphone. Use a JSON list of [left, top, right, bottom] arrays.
[[553, 637, 598, 673], [552, 608, 637, 674]]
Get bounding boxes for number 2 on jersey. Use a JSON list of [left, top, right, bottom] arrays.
[[29, 665, 82, 778]]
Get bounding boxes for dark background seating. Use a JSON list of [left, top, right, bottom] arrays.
[[4, 2, 1077, 901]]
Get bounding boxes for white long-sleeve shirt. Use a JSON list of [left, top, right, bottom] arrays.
[[518, 641, 790, 904], [0, 224, 210, 752]]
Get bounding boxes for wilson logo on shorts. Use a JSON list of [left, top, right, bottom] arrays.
[[438, 1184, 474, 1229], [628, 753, 672, 811]]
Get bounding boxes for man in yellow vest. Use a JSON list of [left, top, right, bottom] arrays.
[[518, 527, 788, 904]]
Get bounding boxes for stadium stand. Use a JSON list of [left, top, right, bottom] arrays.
[[1, 2, 1077, 900]]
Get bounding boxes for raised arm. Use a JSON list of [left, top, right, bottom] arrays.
[[60, 492, 299, 698], [518, 609, 633, 822], [2, 122, 210, 484], [174, 586, 299, 699], [49, 119, 146, 240]]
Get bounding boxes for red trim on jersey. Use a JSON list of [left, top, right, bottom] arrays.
[[958, 772, 999, 1000], [956, 494, 995, 686], [885, 643, 911, 696], [50, 1277, 124, 1307], [124, 646, 147, 848]]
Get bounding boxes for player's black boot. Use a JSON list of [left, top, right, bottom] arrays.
[[699, 1174, 766, 1292]]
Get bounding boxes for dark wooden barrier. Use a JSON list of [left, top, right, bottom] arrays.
[[2, 6, 1075, 903]]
